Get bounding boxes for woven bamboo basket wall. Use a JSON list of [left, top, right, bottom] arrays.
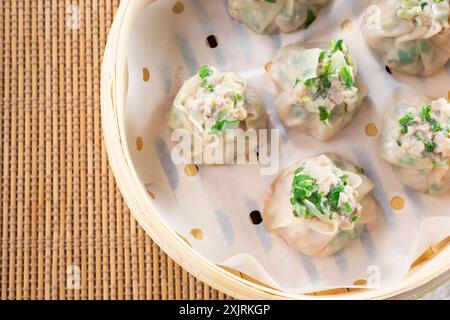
[[101, 0, 449, 299]]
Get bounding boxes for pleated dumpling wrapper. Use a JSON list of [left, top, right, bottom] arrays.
[[168, 66, 268, 164], [228, 0, 329, 34], [267, 40, 369, 141], [362, 0, 450, 76], [380, 97, 450, 193], [263, 154, 377, 257]]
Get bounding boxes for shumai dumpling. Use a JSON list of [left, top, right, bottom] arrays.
[[267, 40, 369, 141], [380, 97, 450, 193], [168, 66, 268, 164], [362, 0, 450, 76], [263, 154, 377, 257], [228, 0, 329, 34]]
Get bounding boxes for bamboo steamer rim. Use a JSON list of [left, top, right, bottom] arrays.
[[101, 0, 450, 299]]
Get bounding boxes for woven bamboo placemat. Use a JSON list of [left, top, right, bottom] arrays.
[[0, 0, 230, 300]]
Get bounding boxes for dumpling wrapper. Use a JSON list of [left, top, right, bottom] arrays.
[[379, 97, 450, 193], [228, 0, 329, 34], [268, 43, 369, 141], [362, 0, 450, 76], [168, 70, 268, 164], [263, 153, 377, 257]]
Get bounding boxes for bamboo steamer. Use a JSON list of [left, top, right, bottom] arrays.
[[101, 0, 449, 299]]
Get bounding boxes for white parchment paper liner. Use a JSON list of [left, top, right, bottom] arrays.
[[124, 0, 450, 293]]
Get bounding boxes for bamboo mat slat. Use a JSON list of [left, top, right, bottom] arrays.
[[0, 0, 231, 300]]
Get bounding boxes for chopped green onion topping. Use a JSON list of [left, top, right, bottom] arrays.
[[330, 39, 344, 54], [422, 104, 432, 122], [399, 113, 414, 126], [421, 104, 443, 132], [425, 141, 437, 153], [399, 113, 415, 134], [290, 166, 356, 220], [318, 51, 327, 62], [318, 74, 331, 97], [318, 106, 330, 123], [343, 202, 353, 213], [209, 118, 239, 134], [304, 9, 316, 29], [232, 92, 243, 102], [328, 184, 344, 212], [432, 121, 442, 132], [201, 79, 215, 92], [340, 66, 353, 88], [198, 65, 214, 79], [304, 78, 316, 88]]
